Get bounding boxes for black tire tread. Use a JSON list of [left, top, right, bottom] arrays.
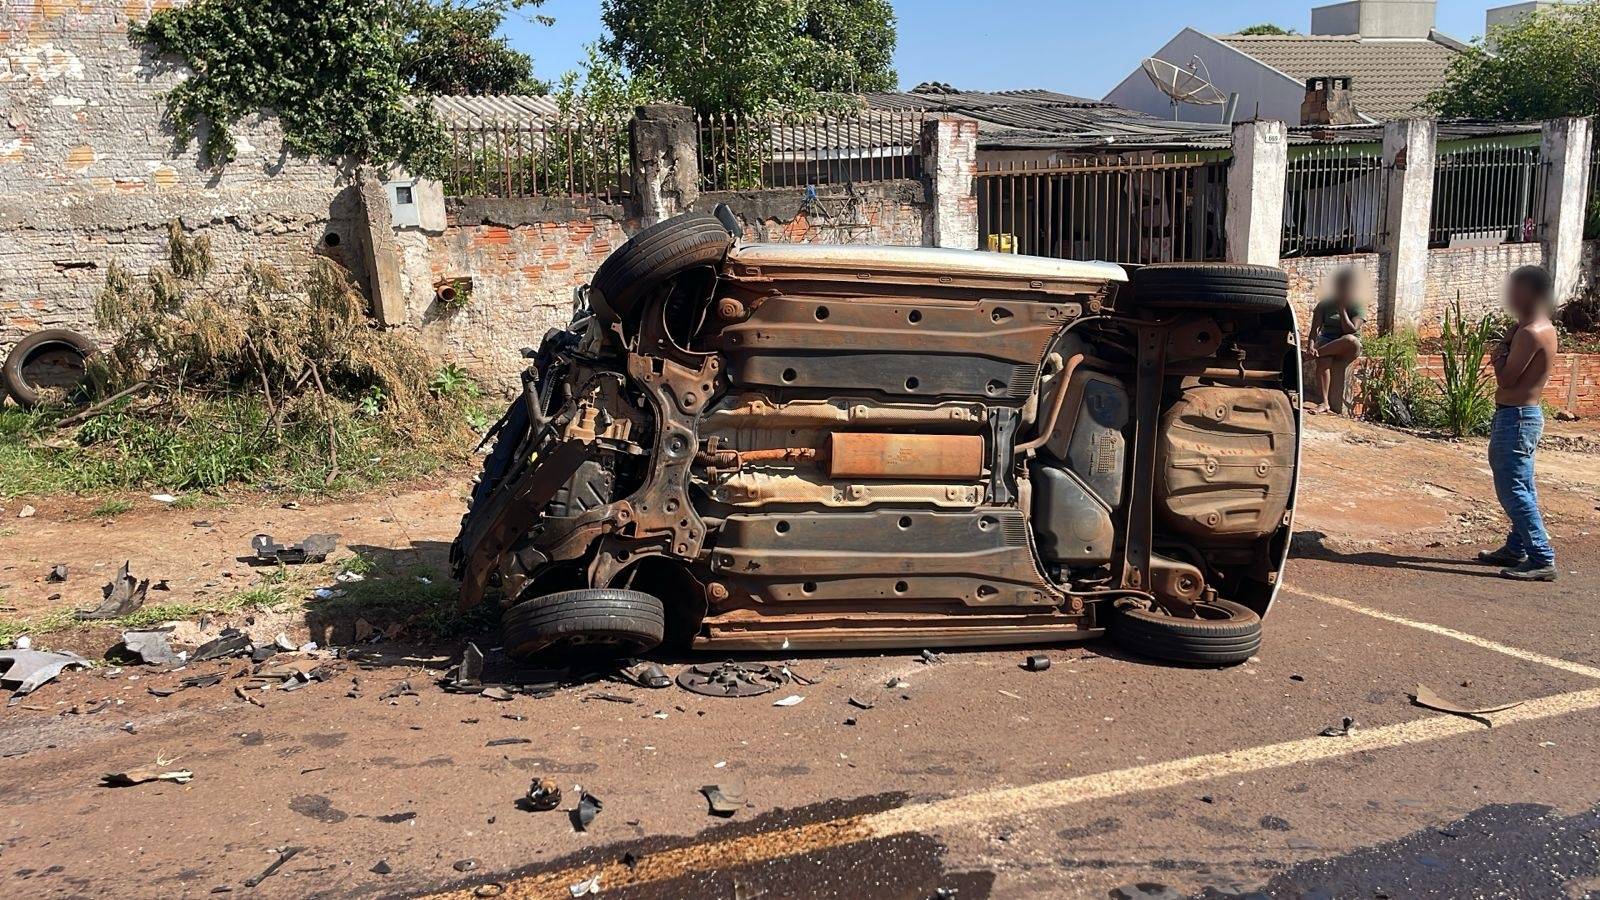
[[503, 588, 666, 660], [1128, 263, 1289, 313], [1110, 599, 1262, 666], [2, 328, 96, 408], [590, 213, 733, 320]]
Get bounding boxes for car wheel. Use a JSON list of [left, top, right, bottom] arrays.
[[590, 212, 735, 323], [1126, 263, 1289, 313], [2, 328, 96, 408], [502, 588, 666, 661], [1108, 598, 1261, 666]]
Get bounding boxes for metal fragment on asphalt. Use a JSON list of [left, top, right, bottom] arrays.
[[0, 648, 88, 697], [700, 782, 746, 817], [1318, 716, 1356, 737], [1411, 683, 1525, 726], [572, 789, 602, 831]]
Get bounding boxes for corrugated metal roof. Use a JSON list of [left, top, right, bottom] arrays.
[[866, 87, 1231, 151], [1216, 34, 1462, 122], [430, 94, 561, 127]]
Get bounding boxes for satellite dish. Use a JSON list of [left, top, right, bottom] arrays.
[[1142, 55, 1228, 119]]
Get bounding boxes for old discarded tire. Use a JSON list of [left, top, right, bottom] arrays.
[[502, 588, 665, 660], [2, 329, 96, 408], [590, 212, 734, 322], [1108, 599, 1261, 666], [1127, 263, 1289, 313]]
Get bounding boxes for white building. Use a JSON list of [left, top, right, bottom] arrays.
[[1104, 0, 1468, 126]]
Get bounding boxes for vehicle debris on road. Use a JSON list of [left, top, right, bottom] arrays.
[[1318, 716, 1356, 737], [76, 562, 149, 621], [243, 847, 303, 888], [676, 661, 788, 698], [1410, 684, 1525, 727], [191, 628, 251, 662], [1022, 654, 1051, 672], [700, 782, 746, 817], [0, 648, 88, 698], [568, 874, 601, 897], [47, 564, 68, 583], [773, 694, 804, 707], [524, 777, 562, 812], [571, 788, 602, 831], [102, 762, 194, 787], [117, 630, 181, 667], [250, 532, 338, 565]]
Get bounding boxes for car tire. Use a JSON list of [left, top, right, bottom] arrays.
[[502, 588, 666, 661], [590, 212, 735, 322], [1126, 263, 1289, 312], [2, 328, 96, 408], [1108, 598, 1262, 666]]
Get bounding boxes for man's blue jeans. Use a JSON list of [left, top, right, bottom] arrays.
[[1488, 405, 1554, 566]]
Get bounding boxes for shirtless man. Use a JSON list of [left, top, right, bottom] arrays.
[[1477, 266, 1561, 582], [1304, 268, 1365, 415]]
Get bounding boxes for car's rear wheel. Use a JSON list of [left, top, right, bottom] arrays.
[[1108, 598, 1261, 666], [1126, 263, 1289, 312], [590, 212, 735, 323], [502, 588, 666, 661]]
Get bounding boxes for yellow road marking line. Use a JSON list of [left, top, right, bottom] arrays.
[[426, 686, 1600, 899], [1284, 586, 1600, 681]]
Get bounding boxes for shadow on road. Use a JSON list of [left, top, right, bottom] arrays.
[[1292, 530, 1505, 580]]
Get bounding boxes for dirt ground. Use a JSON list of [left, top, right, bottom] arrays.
[[2, 415, 1599, 898]]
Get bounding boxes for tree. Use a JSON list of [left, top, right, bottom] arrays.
[[396, 0, 549, 96], [598, 0, 897, 113], [1236, 23, 1297, 36], [1427, 5, 1600, 120], [132, 0, 551, 174]]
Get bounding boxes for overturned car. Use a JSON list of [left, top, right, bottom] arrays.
[[451, 212, 1301, 666]]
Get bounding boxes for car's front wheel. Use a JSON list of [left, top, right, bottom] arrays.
[[1108, 598, 1261, 666], [502, 588, 666, 661]]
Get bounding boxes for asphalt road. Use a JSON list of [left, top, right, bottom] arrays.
[[4, 536, 1599, 899]]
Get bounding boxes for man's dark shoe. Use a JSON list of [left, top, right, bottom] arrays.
[[1500, 561, 1557, 582], [1477, 547, 1527, 567]]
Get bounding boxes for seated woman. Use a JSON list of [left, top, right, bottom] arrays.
[[1305, 268, 1366, 415]]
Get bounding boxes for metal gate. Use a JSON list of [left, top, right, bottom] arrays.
[[976, 154, 1229, 264]]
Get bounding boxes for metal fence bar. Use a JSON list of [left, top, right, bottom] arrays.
[[974, 153, 1228, 263], [1429, 140, 1546, 247], [694, 108, 925, 192], [442, 116, 632, 204], [1281, 144, 1384, 258]]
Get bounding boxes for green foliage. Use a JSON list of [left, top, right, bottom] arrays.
[[1358, 331, 1429, 427], [598, 0, 897, 115], [1427, 5, 1600, 120], [90, 498, 135, 518], [397, 0, 549, 95], [1237, 23, 1297, 36], [130, 0, 549, 175], [1433, 300, 1502, 437]]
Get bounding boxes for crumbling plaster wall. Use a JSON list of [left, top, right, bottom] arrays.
[[0, 1, 357, 350]]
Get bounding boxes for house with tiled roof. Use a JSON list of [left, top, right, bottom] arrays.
[[1105, 0, 1471, 126]]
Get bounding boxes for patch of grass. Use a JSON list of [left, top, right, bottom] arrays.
[[0, 577, 300, 645], [91, 498, 135, 518], [312, 563, 489, 638]]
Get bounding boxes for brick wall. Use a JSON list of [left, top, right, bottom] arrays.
[[1282, 243, 1544, 336], [399, 183, 933, 392], [0, 0, 357, 349], [1404, 353, 1600, 416]]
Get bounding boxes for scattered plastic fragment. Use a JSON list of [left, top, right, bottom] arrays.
[[151, 493, 178, 504], [918, 649, 944, 665], [102, 764, 194, 787], [0, 648, 88, 697], [251, 533, 338, 565], [47, 564, 68, 583], [18, 505, 35, 518], [243, 847, 303, 888], [487, 737, 531, 747], [847, 697, 874, 710], [480, 687, 513, 702], [525, 777, 562, 812], [370, 860, 392, 875], [1410, 684, 1524, 727], [119, 630, 181, 667], [459, 643, 485, 685], [1318, 716, 1355, 738], [1022, 655, 1051, 672], [677, 662, 787, 698], [380, 680, 418, 701], [453, 859, 480, 873], [192, 629, 250, 662], [700, 782, 745, 817], [569, 875, 601, 897], [235, 685, 265, 708], [76, 562, 149, 621], [572, 788, 603, 831], [773, 694, 804, 707], [624, 661, 670, 689]]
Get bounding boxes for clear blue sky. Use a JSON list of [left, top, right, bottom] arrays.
[[499, 1, 1496, 98]]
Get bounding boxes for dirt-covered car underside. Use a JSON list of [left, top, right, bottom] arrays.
[[451, 212, 1301, 666]]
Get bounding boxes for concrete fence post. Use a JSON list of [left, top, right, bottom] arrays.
[[630, 104, 700, 226], [1378, 119, 1437, 333], [1224, 119, 1288, 267], [921, 114, 980, 249], [1541, 116, 1593, 305]]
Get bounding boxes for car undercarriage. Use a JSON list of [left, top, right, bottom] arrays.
[[451, 212, 1301, 666]]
